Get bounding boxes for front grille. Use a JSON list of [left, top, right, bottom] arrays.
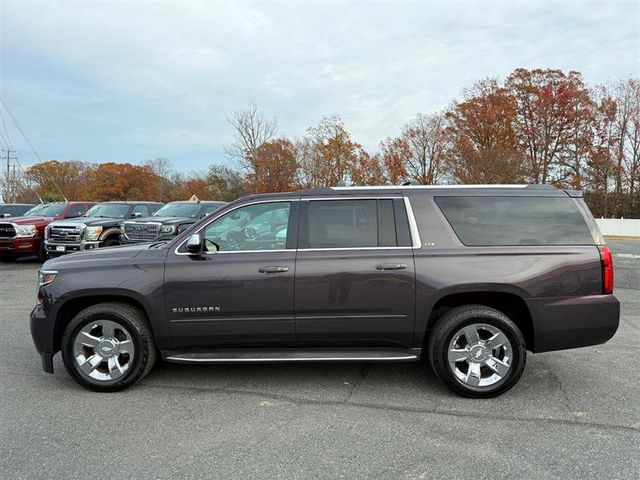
[[124, 222, 161, 241], [49, 225, 83, 243], [0, 223, 16, 238]]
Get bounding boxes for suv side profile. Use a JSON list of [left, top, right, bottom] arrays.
[[30, 185, 619, 397]]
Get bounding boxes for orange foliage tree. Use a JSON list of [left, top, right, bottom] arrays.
[[247, 138, 298, 193], [446, 79, 525, 184], [25, 160, 95, 200], [77, 162, 159, 201]]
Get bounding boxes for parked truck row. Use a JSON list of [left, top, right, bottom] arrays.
[[0, 200, 226, 262]]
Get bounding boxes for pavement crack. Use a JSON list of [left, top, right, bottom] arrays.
[[342, 363, 370, 404], [142, 382, 640, 434]]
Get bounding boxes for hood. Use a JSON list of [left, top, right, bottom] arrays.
[[52, 217, 123, 227], [126, 216, 196, 226], [2, 216, 61, 226], [43, 242, 163, 269]]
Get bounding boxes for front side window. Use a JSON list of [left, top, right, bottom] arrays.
[[65, 204, 86, 217], [202, 202, 291, 252], [303, 199, 410, 249]]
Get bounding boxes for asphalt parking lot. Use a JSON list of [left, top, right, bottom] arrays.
[[1, 241, 639, 480]]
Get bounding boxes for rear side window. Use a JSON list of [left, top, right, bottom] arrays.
[[303, 199, 412, 249], [435, 196, 594, 246]]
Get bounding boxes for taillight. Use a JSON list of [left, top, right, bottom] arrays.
[[598, 246, 614, 294]]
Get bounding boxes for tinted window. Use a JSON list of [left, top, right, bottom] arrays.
[[435, 196, 594, 246], [204, 203, 225, 215], [203, 202, 291, 252]]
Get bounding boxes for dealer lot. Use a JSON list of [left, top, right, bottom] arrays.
[[1, 241, 639, 479]]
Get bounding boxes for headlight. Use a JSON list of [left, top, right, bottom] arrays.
[[15, 224, 38, 237], [161, 225, 176, 234], [38, 269, 58, 287], [85, 226, 103, 241]]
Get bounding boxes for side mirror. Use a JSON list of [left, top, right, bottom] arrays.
[[186, 233, 203, 254]]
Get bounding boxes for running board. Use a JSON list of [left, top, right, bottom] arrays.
[[164, 348, 421, 364]]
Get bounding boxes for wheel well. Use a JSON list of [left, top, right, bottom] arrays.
[[53, 295, 149, 351], [427, 292, 535, 350]]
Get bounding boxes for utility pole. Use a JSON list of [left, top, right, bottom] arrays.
[[2, 149, 17, 203]]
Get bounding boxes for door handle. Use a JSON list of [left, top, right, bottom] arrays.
[[259, 266, 289, 274], [375, 263, 408, 271]]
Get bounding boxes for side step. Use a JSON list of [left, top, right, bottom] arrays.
[[164, 348, 421, 364]]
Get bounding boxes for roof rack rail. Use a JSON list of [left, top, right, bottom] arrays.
[[524, 184, 557, 190]]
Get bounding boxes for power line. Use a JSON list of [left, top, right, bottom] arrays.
[[0, 97, 67, 201]]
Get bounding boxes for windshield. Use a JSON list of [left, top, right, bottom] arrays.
[[24, 204, 67, 217], [85, 203, 129, 218], [153, 203, 202, 218]]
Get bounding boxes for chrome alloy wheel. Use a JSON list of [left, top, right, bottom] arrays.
[[447, 323, 512, 388], [73, 320, 135, 382]]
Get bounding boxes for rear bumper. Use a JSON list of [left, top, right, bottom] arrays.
[[527, 294, 620, 352], [0, 237, 41, 256]]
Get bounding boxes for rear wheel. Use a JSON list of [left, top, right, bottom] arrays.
[[428, 305, 526, 398], [61, 302, 157, 392]]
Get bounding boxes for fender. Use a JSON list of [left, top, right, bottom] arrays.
[[413, 283, 532, 346], [99, 227, 122, 241]]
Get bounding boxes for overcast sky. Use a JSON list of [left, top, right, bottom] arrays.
[[1, 1, 638, 173]]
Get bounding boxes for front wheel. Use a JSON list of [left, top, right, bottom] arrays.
[[61, 302, 157, 392], [428, 305, 526, 398]]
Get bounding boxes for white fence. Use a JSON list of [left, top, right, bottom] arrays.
[[596, 218, 640, 237]]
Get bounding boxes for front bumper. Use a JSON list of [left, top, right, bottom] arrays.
[[30, 303, 56, 373], [0, 237, 41, 256], [527, 294, 620, 352], [44, 240, 100, 255]]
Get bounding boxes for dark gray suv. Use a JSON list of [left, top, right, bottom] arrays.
[[30, 185, 619, 397]]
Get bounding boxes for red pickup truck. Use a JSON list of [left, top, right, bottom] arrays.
[[0, 202, 93, 262]]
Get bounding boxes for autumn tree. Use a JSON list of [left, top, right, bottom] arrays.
[[615, 78, 640, 213], [380, 113, 446, 185], [77, 162, 159, 201], [247, 138, 298, 193], [207, 164, 248, 202], [350, 149, 384, 186], [445, 79, 524, 184], [506, 69, 591, 184], [298, 115, 361, 188], [25, 160, 94, 200]]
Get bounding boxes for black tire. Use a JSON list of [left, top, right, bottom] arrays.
[[0, 255, 16, 263], [61, 302, 157, 392], [428, 304, 526, 398], [102, 237, 120, 248]]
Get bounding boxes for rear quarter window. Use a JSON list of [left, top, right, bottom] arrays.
[[435, 196, 594, 246]]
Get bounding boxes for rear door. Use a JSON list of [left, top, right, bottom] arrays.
[[295, 196, 417, 347]]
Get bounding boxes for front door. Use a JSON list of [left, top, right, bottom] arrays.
[[295, 197, 416, 347], [164, 200, 298, 349]]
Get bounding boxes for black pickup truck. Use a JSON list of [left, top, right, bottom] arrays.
[[120, 201, 225, 244], [31, 185, 619, 397], [44, 201, 163, 256]]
